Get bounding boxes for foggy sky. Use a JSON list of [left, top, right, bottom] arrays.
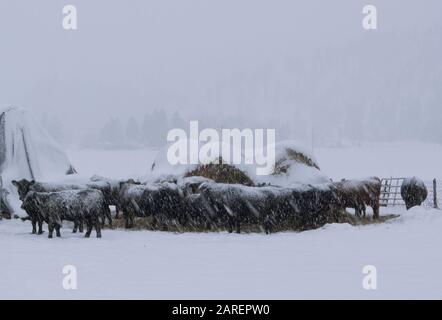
[[1, 0, 441, 144]]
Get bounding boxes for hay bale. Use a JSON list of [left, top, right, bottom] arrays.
[[266, 141, 329, 186], [273, 141, 320, 175], [184, 157, 255, 187]]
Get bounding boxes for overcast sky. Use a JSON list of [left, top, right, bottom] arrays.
[[1, 0, 441, 143]]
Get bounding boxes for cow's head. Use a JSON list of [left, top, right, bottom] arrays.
[[20, 191, 38, 212], [11, 179, 35, 201]]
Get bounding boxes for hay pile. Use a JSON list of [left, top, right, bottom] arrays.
[[273, 148, 320, 175], [184, 157, 255, 187], [273, 142, 320, 175]]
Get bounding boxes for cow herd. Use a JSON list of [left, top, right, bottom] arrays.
[[9, 175, 383, 239]]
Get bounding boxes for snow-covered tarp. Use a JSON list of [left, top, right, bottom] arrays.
[[0, 107, 76, 216]]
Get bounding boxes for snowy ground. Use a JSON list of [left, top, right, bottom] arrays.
[[1, 142, 442, 299]]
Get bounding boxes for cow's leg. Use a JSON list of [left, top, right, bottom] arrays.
[[130, 214, 135, 228], [73, 220, 78, 233], [55, 225, 61, 237], [48, 224, 54, 239], [79, 220, 84, 233], [153, 216, 161, 230], [126, 214, 132, 229], [37, 220, 44, 235], [264, 222, 271, 235], [115, 205, 120, 219], [355, 206, 361, 218], [373, 202, 380, 219], [95, 220, 102, 238], [85, 222, 92, 238], [264, 217, 272, 235], [124, 212, 131, 229], [106, 209, 113, 228], [236, 220, 241, 234], [31, 219, 37, 234], [227, 218, 233, 233]]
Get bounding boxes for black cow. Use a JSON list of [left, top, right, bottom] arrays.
[[12, 179, 113, 227], [119, 181, 184, 229], [90, 175, 124, 218], [195, 182, 340, 233], [401, 177, 428, 210], [21, 189, 109, 238]]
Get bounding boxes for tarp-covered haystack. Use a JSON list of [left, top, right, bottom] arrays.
[[0, 107, 76, 216]]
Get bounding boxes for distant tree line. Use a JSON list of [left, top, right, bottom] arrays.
[[96, 109, 186, 149]]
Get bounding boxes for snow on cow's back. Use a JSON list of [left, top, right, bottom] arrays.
[[402, 176, 426, 190], [53, 189, 104, 210]]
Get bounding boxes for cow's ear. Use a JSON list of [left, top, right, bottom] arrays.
[[11, 180, 18, 187], [30, 180, 35, 185]]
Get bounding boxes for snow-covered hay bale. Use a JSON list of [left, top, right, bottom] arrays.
[[273, 141, 320, 173], [184, 158, 255, 187], [267, 141, 329, 185], [401, 177, 428, 210]]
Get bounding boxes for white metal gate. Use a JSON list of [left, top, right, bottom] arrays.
[[380, 177, 406, 207]]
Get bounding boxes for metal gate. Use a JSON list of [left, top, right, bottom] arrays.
[[380, 177, 406, 207], [380, 177, 440, 209]]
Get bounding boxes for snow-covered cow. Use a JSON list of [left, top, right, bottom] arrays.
[[334, 177, 381, 219], [401, 177, 428, 210], [119, 180, 184, 229], [21, 189, 109, 238], [196, 182, 340, 233], [12, 179, 113, 227], [89, 175, 124, 217]]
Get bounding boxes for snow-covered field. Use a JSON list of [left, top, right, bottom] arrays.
[[1, 142, 442, 299]]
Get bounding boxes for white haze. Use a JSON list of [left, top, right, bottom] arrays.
[[0, 0, 441, 147]]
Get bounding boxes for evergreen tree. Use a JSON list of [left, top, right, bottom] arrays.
[[99, 117, 124, 147], [126, 117, 140, 145]]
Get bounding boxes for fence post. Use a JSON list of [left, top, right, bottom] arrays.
[[434, 179, 439, 209]]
